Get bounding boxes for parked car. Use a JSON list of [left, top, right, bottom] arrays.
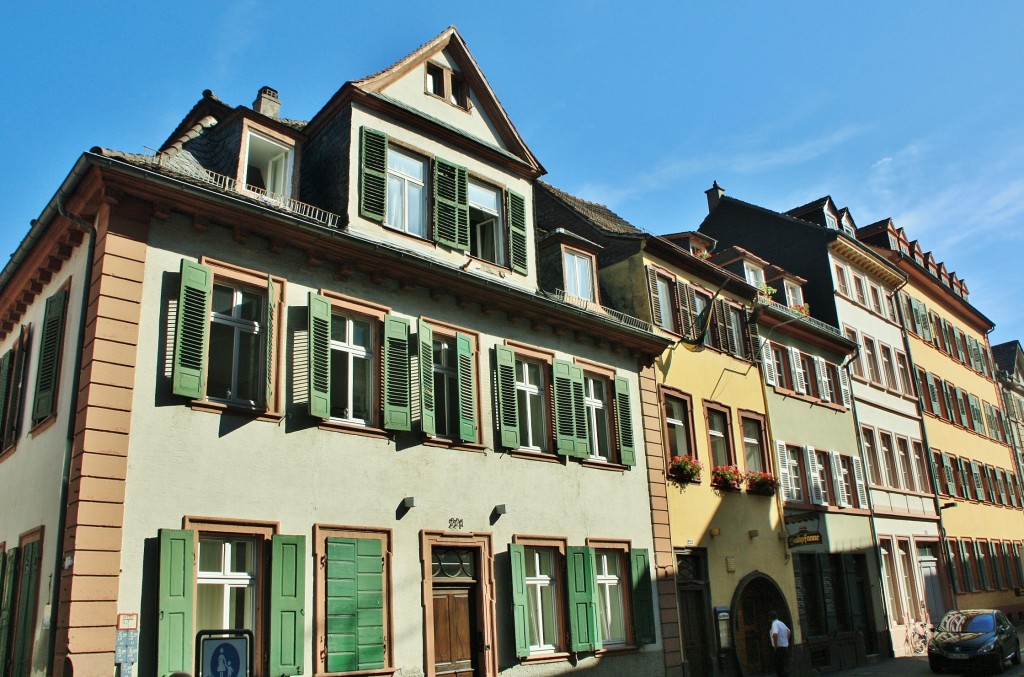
[[928, 609, 1020, 673]]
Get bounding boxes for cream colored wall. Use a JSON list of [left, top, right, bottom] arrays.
[[0, 242, 90, 677], [116, 214, 663, 677], [381, 48, 508, 151], [347, 105, 538, 295]]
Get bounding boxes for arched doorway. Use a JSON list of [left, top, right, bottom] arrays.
[[731, 573, 791, 676]]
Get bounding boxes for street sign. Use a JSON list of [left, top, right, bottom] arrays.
[[196, 630, 252, 677]]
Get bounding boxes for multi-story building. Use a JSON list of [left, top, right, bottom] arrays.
[[0, 28, 670, 677], [536, 184, 795, 677], [993, 340, 1024, 473], [858, 220, 1024, 621], [743, 261, 884, 673], [698, 187, 939, 658]]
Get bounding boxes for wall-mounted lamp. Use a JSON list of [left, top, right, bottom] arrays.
[[710, 528, 721, 538], [402, 497, 419, 509], [494, 504, 509, 515], [748, 529, 759, 540], [940, 502, 957, 510]]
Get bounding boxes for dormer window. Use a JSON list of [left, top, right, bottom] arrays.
[[563, 248, 596, 302], [743, 263, 765, 289], [841, 219, 855, 236], [425, 62, 470, 110], [784, 280, 804, 307], [825, 213, 838, 230], [468, 179, 505, 266], [244, 132, 292, 197]]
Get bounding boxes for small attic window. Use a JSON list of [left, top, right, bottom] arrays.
[[424, 62, 470, 111], [784, 280, 804, 307], [841, 219, 855, 236], [825, 213, 839, 230], [743, 262, 765, 289], [244, 132, 292, 197]]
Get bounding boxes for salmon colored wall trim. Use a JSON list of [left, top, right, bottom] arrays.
[[639, 365, 682, 671], [53, 196, 149, 675]]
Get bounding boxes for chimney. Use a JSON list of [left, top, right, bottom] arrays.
[[253, 86, 281, 118], [705, 181, 725, 213]]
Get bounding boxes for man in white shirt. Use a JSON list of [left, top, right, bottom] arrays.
[[769, 610, 791, 677]]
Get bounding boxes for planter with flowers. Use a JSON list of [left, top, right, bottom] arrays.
[[668, 455, 702, 485], [789, 302, 811, 316], [711, 465, 744, 492], [745, 471, 779, 495]]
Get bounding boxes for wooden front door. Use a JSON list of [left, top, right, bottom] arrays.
[[431, 547, 480, 677], [735, 576, 788, 676], [677, 550, 715, 676]]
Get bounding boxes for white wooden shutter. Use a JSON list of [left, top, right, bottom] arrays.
[[815, 357, 831, 402], [761, 340, 776, 386], [852, 456, 869, 508], [776, 440, 791, 501], [831, 451, 848, 507], [789, 347, 806, 394], [806, 445, 824, 505], [839, 367, 852, 407]]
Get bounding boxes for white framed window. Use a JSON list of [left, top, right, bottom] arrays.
[[787, 447, 804, 501], [468, 179, 506, 266], [727, 306, 747, 358], [693, 292, 712, 347], [385, 146, 428, 238], [895, 437, 914, 491], [744, 263, 765, 288], [868, 284, 884, 314], [784, 280, 804, 307], [197, 537, 258, 634], [584, 375, 612, 461], [742, 417, 765, 472], [843, 327, 864, 379], [840, 456, 856, 507], [525, 547, 560, 653], [563, 249, 595, 302], [208, 282, 265, 406], [834, 263, 850, 296], [707, 407, 732, 467], [825, 213, 839, 230], [594, 550, 626, 646], [852, 275, 867, 306], [330, 313, 373, 424], [433, 337, 460, 437], [863, 336, 882, 384], [880, 344, 900, 392], [816, 450, 831, 505], [244, 132, 292, 197], [516, 358, 547, 451], [896, 352, 915, 396], [665, 394, 693, 458], [655, 276, 674, 332]]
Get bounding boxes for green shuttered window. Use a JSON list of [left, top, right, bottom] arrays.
[[32, 289, 67, 423], [325, 537, 386, 672], [270, 534, 306, 675], [359, 127, 388, 222], [0, 547, 18, 673], [507, 190, 529, 275], [172, 259, 212, 400], [495, 345, 520, 449], [158, 529, 194, 676]]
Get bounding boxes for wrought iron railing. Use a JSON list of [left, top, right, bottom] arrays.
[[767, 300, 843, 338], [547, 289, 653, 333]]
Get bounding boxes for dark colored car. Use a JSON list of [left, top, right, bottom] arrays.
[[928, 609, 1020, 673]]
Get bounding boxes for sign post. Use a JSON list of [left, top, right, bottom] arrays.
[[115, 613, 139, 677], [195, 629, 253, 677]]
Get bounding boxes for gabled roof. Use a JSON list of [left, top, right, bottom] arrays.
[[992, 341, 1022, 376], [351, 26, 543, 174], [536, 181, 643, 236], [786, 195, 834, 218]]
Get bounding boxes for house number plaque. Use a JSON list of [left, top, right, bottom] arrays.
[[448, 518, 464, 530]]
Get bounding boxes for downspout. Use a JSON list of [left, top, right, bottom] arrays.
[[888, 282, 957, 614], [46, 197, 98, 676]]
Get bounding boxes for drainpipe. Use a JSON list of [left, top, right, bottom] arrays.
[[889, 284, 957, 615], [45, 197, 98, 676]]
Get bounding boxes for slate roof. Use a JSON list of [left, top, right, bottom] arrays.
[[993, 341, 1022, 375], [536, 181, 643, 236], [785, 195, 831, 217]]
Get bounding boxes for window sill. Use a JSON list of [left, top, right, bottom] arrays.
[[581, 459, 627, 473], [771, 385, 845, 409], [318, 421, 390, 440], [422, 436, 486, 453], [0, 442, 17, 464], [519, 651, 572, 664], [316, 667, 398, 677], [594, 644, 639, 656], [29, 413, 58, 437], [465, 254, 512, 275], [190, 399, 285, 423], [509, 448, 562, 464]]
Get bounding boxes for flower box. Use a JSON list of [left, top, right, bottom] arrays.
[[746, 471, 779, 495], [711, 465, 744, 491], [668, 455, 702, 484]]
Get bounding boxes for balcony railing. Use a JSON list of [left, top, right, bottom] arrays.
[[766, 300, 843, 338], [185, 166, 341, 229], [547, 289, 653, 333]]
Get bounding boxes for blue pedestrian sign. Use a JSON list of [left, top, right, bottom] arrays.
[[197, 631, 251, 677]]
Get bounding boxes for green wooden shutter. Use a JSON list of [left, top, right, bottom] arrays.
[[0, 548, 17, 673], [647, 267, 663, 329], [507, 190, 528, 275], [991, 541, 1004, 589], [960, 540, 975, 591], [945, 541, 961, 594], [308, 292, 332, 419], [172, 259, 212, 399], [678, 283, 697, 341], [33, 289, 67, 422], [434, 158, 469, 251], [4, 327, 27, 447], [570, 365, 590, 457], [976, 541, 990, 589], [265, 275, 276, 410], [418, 319, 435, 435], [359, 127, 387, 222], [456, 332, 477, 442], [508, 544, 530, 658], [553, 359, 577, 456], [11, 539, 40, 676], [925, 373, 940, 415], [270, 534, 306, 676], [158, 529, 194, 677], [495, 346, 520, 449], [614, 376, 636, 466], [567, 546, 599, 652], [383, 315, 412, 431], [942, 454, 955, 496], [630, 549, 656, 645], [325, 537, 386, 672], [0, 352, 11, 443]]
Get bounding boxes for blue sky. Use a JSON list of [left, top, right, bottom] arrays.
[[3, 2, 1023, 344]]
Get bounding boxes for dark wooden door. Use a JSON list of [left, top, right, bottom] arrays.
[[433, 584, 477, 677], [679, 587, 713, 675]]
